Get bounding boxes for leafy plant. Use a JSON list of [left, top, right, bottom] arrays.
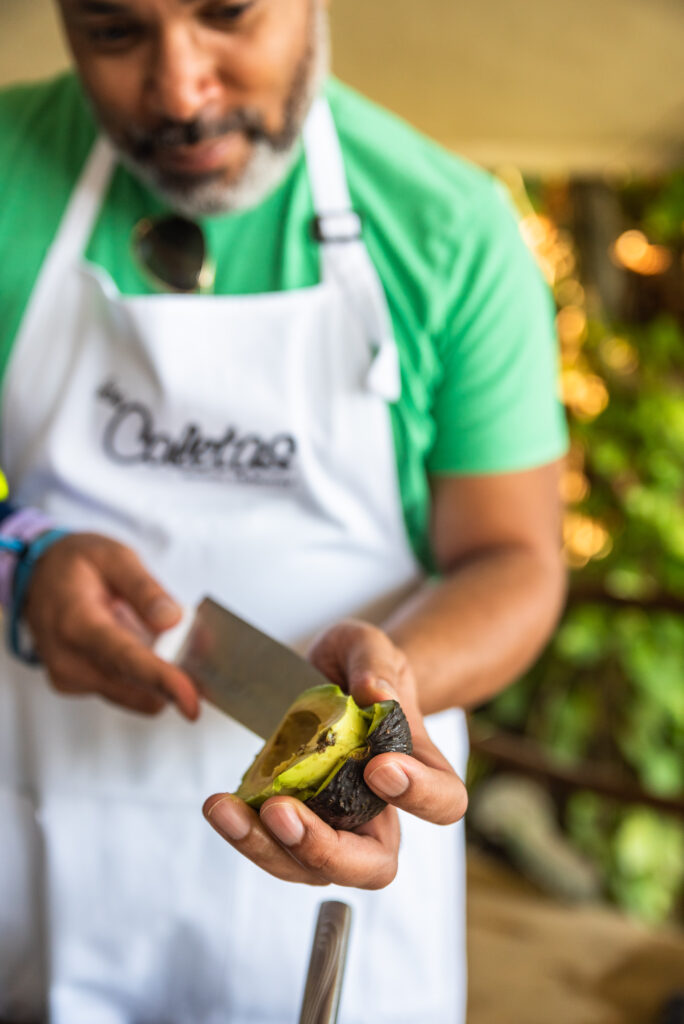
[[474, 170, 684, 923]]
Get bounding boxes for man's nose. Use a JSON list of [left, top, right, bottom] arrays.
[[146, 26, 221, 125]]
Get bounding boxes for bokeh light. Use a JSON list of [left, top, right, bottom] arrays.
[[562, 369, 610, 420], [611, 230, 673, 276], [560, 469, 590, 504], [599, 336, 640, 374], [563, 511, 613, 567]]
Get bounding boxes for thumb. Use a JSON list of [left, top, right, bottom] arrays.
[[346, 643, 404, 708], [309, 620, 405, 706], [95, 541, 182, 634]]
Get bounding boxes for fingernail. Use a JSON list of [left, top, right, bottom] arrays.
[[207, 797, 251, 841], [261, 803, 305, 847], [148, 597, 180, 629], [375, 678, 398, 699], [367, 762, 409, 798]]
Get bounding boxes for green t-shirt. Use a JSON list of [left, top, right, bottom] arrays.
[[0, 73, 568, 568]]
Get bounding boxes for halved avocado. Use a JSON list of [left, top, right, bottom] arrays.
[[235, 683, 413, 830]]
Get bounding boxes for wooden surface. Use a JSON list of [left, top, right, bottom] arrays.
[[467, 847, 684, 1024]]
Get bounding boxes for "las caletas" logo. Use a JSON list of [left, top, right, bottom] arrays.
[[96, 379, 298, 487]]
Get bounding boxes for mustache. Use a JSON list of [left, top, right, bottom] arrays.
[[127, 108, 294, 160]]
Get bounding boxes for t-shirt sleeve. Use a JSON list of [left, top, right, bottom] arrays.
[[0, 76, 95, 393], [426, 181, 569, 475]]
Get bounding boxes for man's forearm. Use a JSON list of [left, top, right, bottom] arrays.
[[383, 544, 567, 716]]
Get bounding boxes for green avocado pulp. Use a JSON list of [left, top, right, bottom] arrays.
[[236, 684, 393, 807]]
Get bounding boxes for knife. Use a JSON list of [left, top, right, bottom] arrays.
[[171, 596, 332, 739]]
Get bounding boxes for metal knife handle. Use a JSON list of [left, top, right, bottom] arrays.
[[298, 901, 352, 1024]]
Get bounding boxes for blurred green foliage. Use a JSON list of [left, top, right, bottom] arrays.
[[474, 170, 684, 923], [567, 794, 684, 923]]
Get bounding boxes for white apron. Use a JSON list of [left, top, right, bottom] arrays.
[[0, 99, 468, 1024]]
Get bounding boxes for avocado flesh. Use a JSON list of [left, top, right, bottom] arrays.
[[235, 683, 412, 830], [236, 684, 378, 806]]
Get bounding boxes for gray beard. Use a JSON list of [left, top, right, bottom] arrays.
[[112, 8, 330, 218]]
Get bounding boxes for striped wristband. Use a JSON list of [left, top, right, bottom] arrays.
[[0, 509, 70, 662], [0, 508, 60, 607]]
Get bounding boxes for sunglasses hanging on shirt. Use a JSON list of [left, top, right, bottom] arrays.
[[132, 215, 215, 294], [132, 209, 364, 293]]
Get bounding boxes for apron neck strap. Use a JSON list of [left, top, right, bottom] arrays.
[[302, 96, 401, 403], [302, 98, 355, 224], [51, 137, 116, 269]]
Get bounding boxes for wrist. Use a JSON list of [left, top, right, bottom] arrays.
[[10, 529, 71, 663], [0, 511, 71, 662], [0, 508, 63, 607]]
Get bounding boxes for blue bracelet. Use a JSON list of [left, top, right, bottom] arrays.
[[0, 536, 26, 555], [10, 529, 70, 663]]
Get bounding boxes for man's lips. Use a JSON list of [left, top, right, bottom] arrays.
[[154, 134, 246, 175]]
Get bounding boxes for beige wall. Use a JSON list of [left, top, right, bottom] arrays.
[[2, 0, 684, 173], [1, 0, 67, 84]]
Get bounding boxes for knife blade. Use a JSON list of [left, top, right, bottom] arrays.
[[175, 597, 332, 739]]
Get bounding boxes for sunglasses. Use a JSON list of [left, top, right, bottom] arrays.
[[132, 215, 215, 293]]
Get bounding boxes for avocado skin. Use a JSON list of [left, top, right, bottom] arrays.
[[305, 702, 413, 830]]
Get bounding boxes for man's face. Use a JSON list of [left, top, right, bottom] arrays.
[[57, 0, 328, 214]]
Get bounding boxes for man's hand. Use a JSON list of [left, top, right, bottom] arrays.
[[202, 621, 467, 889], [23, 533, 199, 719]]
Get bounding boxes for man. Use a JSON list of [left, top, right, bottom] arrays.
[[0, 1, 568, 1020]]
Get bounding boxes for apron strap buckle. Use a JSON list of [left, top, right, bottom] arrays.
[[311, 211, 363, 245]]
